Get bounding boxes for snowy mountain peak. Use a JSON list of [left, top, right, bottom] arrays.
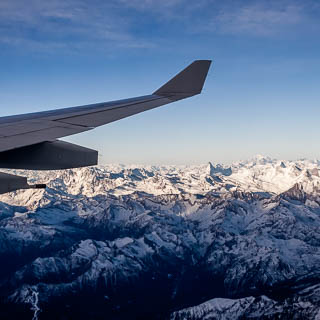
[[1, 157, 320, 208], [247, 154, 274, 165]]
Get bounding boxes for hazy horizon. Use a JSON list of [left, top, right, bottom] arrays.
[[80, 154, 320, 167]]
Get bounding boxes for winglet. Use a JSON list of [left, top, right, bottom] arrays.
[[153, 60, 212, 100]]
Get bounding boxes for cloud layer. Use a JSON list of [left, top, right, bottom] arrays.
[[0, 0, 317, 53]]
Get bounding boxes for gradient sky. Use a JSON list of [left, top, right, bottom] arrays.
[[0, 0, 320, 164]]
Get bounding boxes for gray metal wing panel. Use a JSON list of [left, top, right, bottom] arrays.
[[0, 95, 158, 125], [0, 125, 91, 152], [0, 95, 171, 152], [0, 120, 57, 137], [56, 95, 171, 127]]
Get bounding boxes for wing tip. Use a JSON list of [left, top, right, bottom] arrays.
[[153, 59, 212, 99]]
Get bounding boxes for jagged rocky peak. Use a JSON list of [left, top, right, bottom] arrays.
[[1, 156, 320, 202], [282, 182, 307, 202], [206, 162, 232, 177], [206, 162, 215, 176], [279, 161, 286, 168]]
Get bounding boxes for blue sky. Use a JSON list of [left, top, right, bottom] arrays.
[[0, 0, 320, 164]]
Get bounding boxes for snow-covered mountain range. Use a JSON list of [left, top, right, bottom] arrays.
[[1, 155, 320, 319]]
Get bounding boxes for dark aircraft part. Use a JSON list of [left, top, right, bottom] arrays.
[[154, 60, 211, 100], [0, 140, 98, 170], [0, 172, 46, 194]]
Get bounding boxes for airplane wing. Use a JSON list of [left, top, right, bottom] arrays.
[[0, 60, 211, 153], [0, 59, 211, 193]]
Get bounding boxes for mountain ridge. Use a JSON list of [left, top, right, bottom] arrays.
[[0, 156, 320, 319]]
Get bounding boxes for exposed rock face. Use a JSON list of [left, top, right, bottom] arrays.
[[0, 158, 320, 319], [206, 162, 232, 177]]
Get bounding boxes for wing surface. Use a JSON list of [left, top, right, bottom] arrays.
[[0, 60, 211, 152]]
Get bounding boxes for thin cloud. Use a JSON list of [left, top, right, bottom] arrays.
[[217, 5, 301, 35], [0, 0, 154, 52], [209, 2, 311, 36], [117, 0, 183, 10]]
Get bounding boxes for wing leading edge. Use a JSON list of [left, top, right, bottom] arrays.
[[0, 60, 211, 153]]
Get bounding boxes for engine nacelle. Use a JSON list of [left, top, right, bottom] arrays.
[[0, 172, 46, 194], [0, 140, 98, 170]]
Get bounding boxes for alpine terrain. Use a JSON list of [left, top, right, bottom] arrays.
[[1, 155, 320, 319]]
